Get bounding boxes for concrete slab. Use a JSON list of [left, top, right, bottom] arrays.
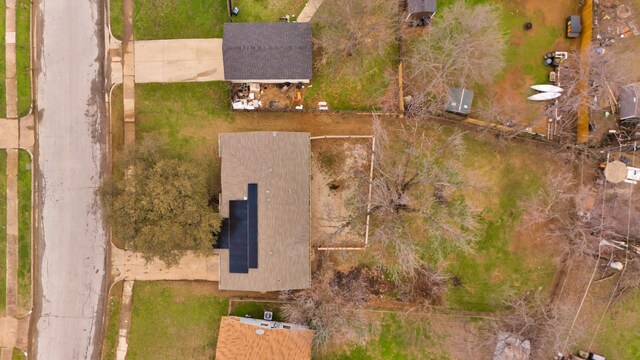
[[0, 120, 19, 149], [135, 39, 224, 83], [111, 246, 220, 282], [5, 32, 15, 45], [124, 122, 136, 146], [18, 114, 35, 149], [0, 318, 18, 348]]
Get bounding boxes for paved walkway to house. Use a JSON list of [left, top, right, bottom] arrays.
[[122, 0, 135, 127], [297, 0, 325, 22], [111, 246, 220, 282], [135, 39, 224, 83], [5, 0, 17, 119]]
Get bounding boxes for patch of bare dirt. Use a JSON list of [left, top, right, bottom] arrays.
[[310, 138, 373, 248]]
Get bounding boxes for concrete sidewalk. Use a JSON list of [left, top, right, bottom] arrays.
[[111, 246, 220, 282], [135, 39, 224, 83], [298, 0, 325, 22]]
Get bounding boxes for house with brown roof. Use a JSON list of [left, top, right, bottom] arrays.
[[215, 132, 311, 292], [216, 316, 314, 360]]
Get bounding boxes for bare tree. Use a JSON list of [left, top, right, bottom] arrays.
[[281, 271, 374, 352], [405, 0, 507, 115], [313, 0, 397, 66]]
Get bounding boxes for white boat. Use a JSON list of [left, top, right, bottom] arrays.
[[527, 92, 562, 101], [531, 84, 564, 93]]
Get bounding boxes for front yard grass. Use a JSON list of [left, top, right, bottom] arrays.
[[16, 0, 31, 116], [135, 82, 372, 194], [0, 150, 6, 314], [127, 281, 228, 360], [232, 0, 306, 22], [11, 348, 26, 360], [17, 150, 31, 312], [131, 0, 228, 40], [444, 135, 558, 312]]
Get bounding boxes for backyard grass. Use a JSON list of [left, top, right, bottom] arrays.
[[444, 135, 556, 312], [16, 0, 31, 116], [232, 0, 306, 22], [304, 45, 398, 111], [101, 281, 123, 360], [0, 2, 6, 118], [127, 281, 228, 360], [230, 301, 283, 321], [17, 150, 31, 312], [318, 314, 448, 360], [109, 0, 123, 39], [129, 0, 229, 40], [587, 289, 640, 358], [0, 151, 6, 314]]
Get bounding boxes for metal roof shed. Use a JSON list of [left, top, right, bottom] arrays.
[[620, 83, 640, 122], [446, 87, 474, 116], [407, 0, 437, 21]]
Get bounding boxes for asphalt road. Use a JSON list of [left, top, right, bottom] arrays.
[[33, 0, 107, 359]]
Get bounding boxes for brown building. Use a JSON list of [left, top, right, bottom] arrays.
[[216, 132, 311, 292], [215, 316, 314, 360]]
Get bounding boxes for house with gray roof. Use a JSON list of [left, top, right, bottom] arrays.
[[216, 132, 311, 292], [620, 83, 640, 123], [222, 23, 313, 84]]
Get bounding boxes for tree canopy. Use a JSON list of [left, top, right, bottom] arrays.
[[99, 136, 220, 265]]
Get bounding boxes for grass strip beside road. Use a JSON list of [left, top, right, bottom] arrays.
[[17, 150, 30, 312], [16, 0, 31, 116], [127, 282, 228, 360], [110, 0, 123, 40], [101, 281, 123, 360], [0, 151, 6, 313], [12, 348, 26, 360]]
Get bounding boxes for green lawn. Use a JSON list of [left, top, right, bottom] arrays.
[[130, 0, 228, 40], [0, 150, 6, 314], [102, 281, 123, 360], [110, 0, 123, 39], [0, 2, 6, 118], [318, 314, 448, 360], [17, 150, 31, 312], [12, 348, 26, 360], [444, 136, 556, 312], [110, 84, 124, 155], [127, 282, 228, 360], [588, 289, 640, 358], [232, 0, 306, 22], [230, 301, 283, 321], [16, 0, 31, 116]]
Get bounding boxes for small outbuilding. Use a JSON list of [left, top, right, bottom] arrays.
[[566, 15, 582, 38], [407, 0, 437, 25], [619, 83, 640, 123], [446, 87, 474, 116], [222, 23, 313, 84]]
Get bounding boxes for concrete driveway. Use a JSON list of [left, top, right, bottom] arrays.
[[135, 39, 224, 83]]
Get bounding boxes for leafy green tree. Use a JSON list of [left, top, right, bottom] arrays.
[[99, 136, 220, 265]]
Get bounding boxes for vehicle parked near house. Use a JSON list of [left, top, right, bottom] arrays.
[[566, 15, 582, 38]]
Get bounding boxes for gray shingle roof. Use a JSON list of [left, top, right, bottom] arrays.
[[620, 83, 640, 121], [223, 23, 313, 81], [407, 0, 437, 15], [218, 132, 311, 292]]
